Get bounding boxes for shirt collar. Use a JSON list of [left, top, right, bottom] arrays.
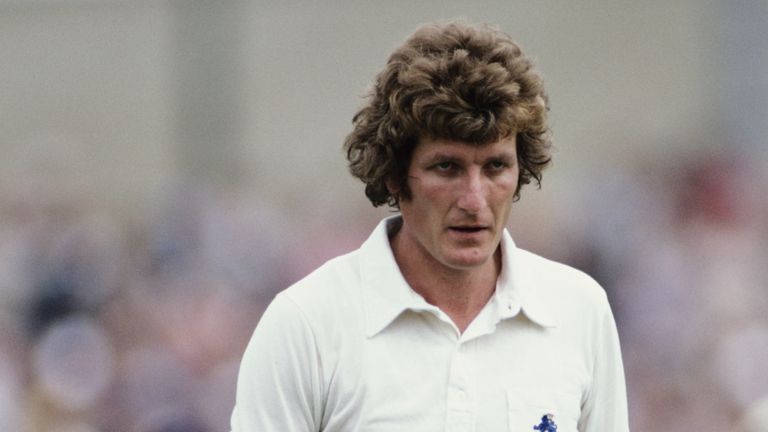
[[495, 229, 559, 329], [360, 216, 557, 338]]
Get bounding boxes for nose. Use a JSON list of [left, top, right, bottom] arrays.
[[456, 169, 486, 214]]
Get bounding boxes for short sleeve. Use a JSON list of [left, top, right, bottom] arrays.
[[577, 292, 630, 432], [230, 294, 323, 432]]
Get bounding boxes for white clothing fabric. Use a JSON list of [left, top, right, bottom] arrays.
[[231, 216, 629, 432]]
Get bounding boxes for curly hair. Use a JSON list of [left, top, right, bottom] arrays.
[[343, 21, 552, 208]]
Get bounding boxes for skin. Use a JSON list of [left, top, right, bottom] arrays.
[[389, 135, 519, 332]]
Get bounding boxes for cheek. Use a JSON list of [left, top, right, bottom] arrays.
[[503, 170, 521, 194], [412, 182, 456, 207], [490, 180, 519, 211], [493, 174, 519, 194]]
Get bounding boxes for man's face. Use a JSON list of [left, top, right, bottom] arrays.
[[395, 135, 519, 271]]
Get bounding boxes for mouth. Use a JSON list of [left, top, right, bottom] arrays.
[[448, 225, 488, 234]]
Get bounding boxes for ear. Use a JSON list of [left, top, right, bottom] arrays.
[[385, 177, 399, 196]]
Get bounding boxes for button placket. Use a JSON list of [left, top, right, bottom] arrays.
[[446, 342, 474, 432]]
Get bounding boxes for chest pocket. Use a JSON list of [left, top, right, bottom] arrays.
[[507, 389, 581, 432]]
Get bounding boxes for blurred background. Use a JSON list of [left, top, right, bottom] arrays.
[[1, 0, 767, 431]]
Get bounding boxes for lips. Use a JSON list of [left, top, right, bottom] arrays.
[[449, 225, 488, 233]]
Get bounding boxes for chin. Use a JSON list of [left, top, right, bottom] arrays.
[[441, 250, 493, 270]]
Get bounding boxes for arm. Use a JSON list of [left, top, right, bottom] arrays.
[[231, 294, 323, 432], [578, 293, 630, 432]]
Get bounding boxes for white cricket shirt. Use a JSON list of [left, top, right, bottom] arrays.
[[231, 216, 629, 432]]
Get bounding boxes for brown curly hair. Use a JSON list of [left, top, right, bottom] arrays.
[[344, 21, 552, 208]]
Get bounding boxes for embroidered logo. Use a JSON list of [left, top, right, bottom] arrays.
[[533, 413, 557, 431]]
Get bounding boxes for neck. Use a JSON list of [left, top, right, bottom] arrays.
[[390, 228, 501, 333]]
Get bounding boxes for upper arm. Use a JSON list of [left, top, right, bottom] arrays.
[[231, 294, 323, 432], [577, 292, 630, 432]]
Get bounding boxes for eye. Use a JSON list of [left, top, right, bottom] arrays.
[[486, 160, 508, 171], [432, 161, 458, 171]]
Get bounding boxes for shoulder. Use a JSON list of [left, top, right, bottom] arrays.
[[515, 248, 610, 311], [270, 249, 364, 328], [284, 249, 361, 299]]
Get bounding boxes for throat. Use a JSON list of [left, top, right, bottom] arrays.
[[420, 271, 497, 333], [388, 220, 502, 333]]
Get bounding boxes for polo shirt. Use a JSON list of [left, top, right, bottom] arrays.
[[231, 216, 629, 432]]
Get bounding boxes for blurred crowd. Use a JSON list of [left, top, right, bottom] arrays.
[[0, 176, 346, 432], [1, 149, 767, 432], [571, 152, 768, 431]]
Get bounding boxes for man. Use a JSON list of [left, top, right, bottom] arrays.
[[231, 21, 629, 432]]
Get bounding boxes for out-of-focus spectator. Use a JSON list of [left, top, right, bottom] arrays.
[[32, 315, 115, 412], [0, 316, 23, 432]]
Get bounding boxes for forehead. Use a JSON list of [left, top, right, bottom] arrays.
[[413, 135, 518, 159]]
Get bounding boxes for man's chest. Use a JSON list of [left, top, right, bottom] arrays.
[[318, 315, 589, 432]]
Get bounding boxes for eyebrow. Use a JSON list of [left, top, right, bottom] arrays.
[[422, 153, 462, 165], [422, 151, 517, 164], [485, 151, 517, 162]]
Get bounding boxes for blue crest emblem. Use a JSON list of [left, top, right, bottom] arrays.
[[533, 413, 557, 431]]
